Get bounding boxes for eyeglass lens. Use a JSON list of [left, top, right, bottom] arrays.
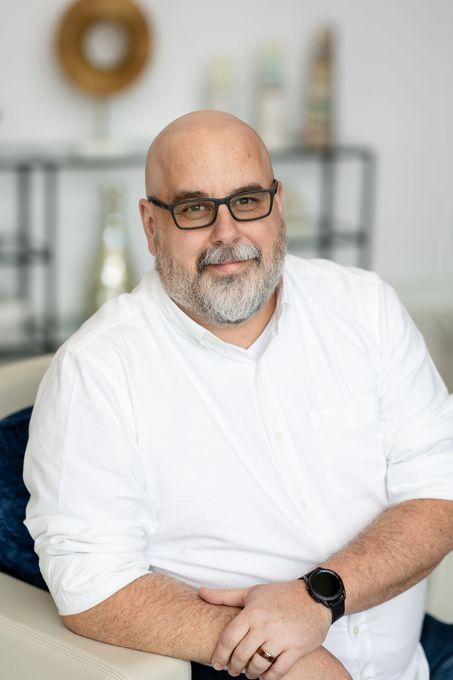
[[173, 190, 272, 229]]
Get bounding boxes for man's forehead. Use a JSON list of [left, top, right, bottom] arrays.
[[161, 124, 263, 164], [146, 116, 272, 196], [161, 164, 270, 203]]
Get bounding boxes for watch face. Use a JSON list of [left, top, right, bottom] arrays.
[[309, 569, 342, 601]]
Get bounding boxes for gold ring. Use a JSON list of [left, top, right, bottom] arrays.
[[256, 647, 276, 663]]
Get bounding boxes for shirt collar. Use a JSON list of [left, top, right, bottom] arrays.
[[143, 263, 290, 351]]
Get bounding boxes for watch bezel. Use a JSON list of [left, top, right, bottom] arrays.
[[305, 567, 344, 602]]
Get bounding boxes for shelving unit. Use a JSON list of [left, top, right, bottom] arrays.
[[273, 145, 375, 267], [0, 144, 375, 359], [0, 154, 57, 358]]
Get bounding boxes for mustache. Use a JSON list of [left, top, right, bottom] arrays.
[[197, 242, 262, 274]]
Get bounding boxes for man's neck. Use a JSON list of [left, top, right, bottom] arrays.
[[178, 291, 277, 349]]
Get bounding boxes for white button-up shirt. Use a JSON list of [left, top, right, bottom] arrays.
[[24, 255, 453, 680]]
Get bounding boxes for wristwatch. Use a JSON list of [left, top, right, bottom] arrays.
[[300, 567, 345, 624]]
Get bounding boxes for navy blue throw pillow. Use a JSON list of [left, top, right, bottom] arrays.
[[0, 406, 48, 591]]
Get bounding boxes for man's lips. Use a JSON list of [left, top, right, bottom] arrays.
[[207, 259, 253, 272]]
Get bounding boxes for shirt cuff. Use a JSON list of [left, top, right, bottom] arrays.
[[39, 554, 152, 615]]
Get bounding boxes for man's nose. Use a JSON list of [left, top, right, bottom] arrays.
[[210, 204, 241, 244]]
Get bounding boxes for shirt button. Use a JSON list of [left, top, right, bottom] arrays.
[[299, 499, 308, 510], [275, 432, 283, 441], [353, 626, 359, 635]]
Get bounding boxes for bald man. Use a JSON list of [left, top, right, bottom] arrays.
[[24, 111, 453, 680]]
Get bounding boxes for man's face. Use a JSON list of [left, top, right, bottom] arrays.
[[140, 124, 286, 327]]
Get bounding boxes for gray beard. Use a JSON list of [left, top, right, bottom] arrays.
[[154, 234, 286, 327]]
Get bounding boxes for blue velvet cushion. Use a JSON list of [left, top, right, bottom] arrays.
[[0, 406, 48, 590]]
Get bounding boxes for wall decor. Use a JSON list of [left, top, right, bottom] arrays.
[[56, 0, 152, 98]]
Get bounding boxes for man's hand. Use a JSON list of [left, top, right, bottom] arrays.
[[199, 581, 331, 680], [241, 645, 352, 680]]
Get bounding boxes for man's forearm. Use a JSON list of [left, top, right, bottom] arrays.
[[323, 498, 453, 614], [62, 571, 240, 664], [62, 499, 453, 672], [198, 498, 453, 680]]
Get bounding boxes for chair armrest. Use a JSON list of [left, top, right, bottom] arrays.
[[0, 572, 191, 680], [0, 354, 53, 418]]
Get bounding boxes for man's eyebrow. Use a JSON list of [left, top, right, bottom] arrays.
[[171, 183, 265, 203], [231, 183, 265, 194], [172, 190, 210, 202]]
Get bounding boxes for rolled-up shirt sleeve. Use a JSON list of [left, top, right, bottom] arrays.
[[23, 345, 153, 615], [375, 281, 453, 504]]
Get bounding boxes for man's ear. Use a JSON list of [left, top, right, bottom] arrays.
[[139, 198, 157, 256]]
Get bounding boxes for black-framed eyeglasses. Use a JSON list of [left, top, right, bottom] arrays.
[[147, 179, 278, 230]]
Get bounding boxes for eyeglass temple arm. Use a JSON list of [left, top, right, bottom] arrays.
[[148, 196, 167, 208]]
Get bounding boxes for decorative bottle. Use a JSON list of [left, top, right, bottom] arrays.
[[255, 43, 286, 152], [92, 186, 132, 312], [205, 56, 235, 113], [303, 27, 336, 149]]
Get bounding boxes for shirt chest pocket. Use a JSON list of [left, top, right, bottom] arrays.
[[308, 391, 387, 500]]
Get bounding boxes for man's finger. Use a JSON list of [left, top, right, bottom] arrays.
[[243, 640, 281, 679], [225, 632, 269, 676], [259, 650, 299, 680], [199, 586, 249, 607], [211, 612, 250, 670]]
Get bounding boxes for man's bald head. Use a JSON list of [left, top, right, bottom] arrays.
[[144, 110, 273, 197]]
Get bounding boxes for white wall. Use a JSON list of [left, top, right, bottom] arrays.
[[1, 0, 453, 331]]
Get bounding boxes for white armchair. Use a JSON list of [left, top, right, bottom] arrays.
[[0, 355, 451, 680], [0, 355, 191, 680]]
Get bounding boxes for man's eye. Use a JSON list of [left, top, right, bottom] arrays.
[[185, 203, 206, 213], [232, 195, 259, 209]]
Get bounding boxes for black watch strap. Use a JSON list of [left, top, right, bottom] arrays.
[[328, 595, 345, 624]]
